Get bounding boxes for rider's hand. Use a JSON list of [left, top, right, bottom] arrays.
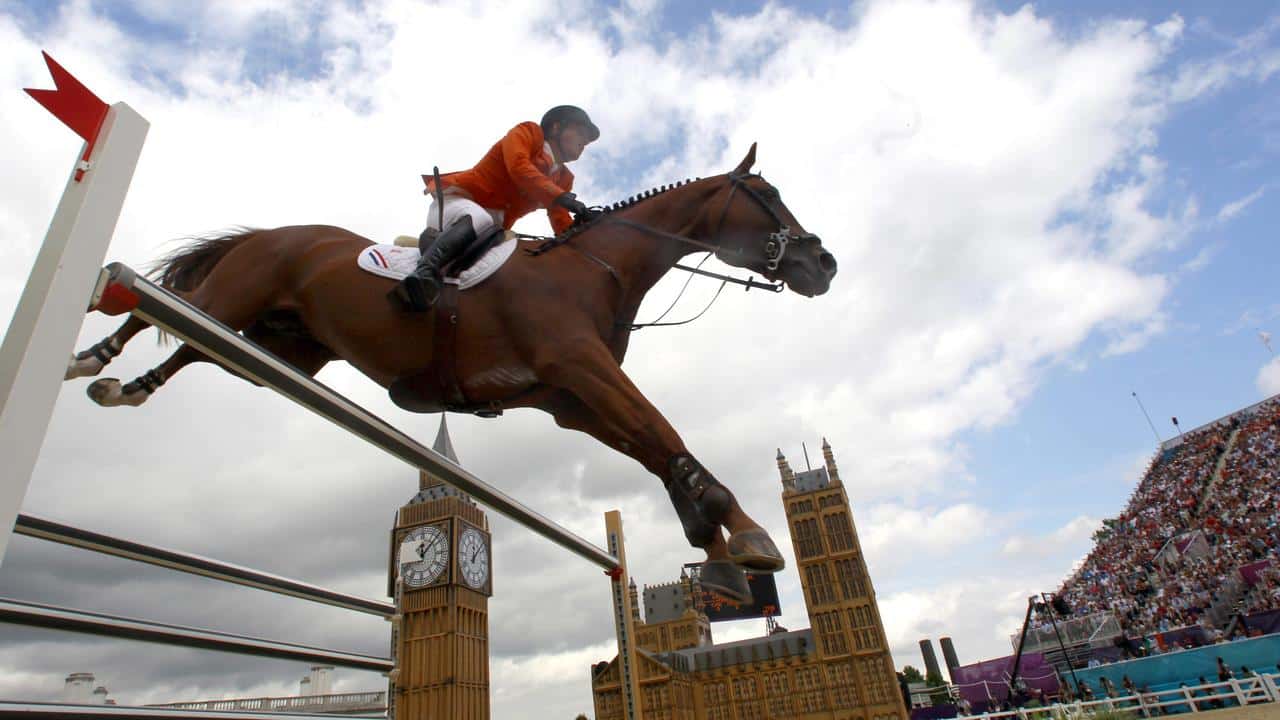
[[554, 191, 590, 217]]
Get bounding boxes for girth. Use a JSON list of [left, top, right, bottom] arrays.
[[387, 283, 503, 418]]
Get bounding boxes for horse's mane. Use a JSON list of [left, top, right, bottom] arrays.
[[598, 177, 701, 215], [530, 175, 707, 250]]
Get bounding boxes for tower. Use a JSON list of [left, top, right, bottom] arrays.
[[389, 416, 493, 719], [780, 438, 907, 720]]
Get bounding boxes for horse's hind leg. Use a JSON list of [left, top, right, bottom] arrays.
[[86, 343, 200, 407], [86, 325, 334, 408], [65, 316, 151, 380], [85, 264, 285, 407]]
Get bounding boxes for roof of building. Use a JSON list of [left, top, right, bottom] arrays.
[[408, 416, 473, 505], [655, 628, 814, 673], [793, 466, 830, 492], [432, 415, 459, 464]]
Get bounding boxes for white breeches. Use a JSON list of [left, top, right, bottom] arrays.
[[426, 195, 503, 235]]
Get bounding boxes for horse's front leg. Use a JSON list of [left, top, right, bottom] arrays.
[[540, 390, 762, 602], [535, 340, 784, 575]]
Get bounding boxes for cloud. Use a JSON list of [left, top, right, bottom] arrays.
[[1258, 356, 1280, 397], [1001, 515, 1099, 557], [0, 0, 1267, 716], [1215, 186, 1265, 223]]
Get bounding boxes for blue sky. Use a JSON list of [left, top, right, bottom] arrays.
[[1, 0, 1278, 715], [961, 2, 1278, 541]]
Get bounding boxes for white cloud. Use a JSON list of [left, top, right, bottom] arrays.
[[1258, 356, 1280, 397], [1216, 186, 1265, 223], [1001, 514, 1098, 557]]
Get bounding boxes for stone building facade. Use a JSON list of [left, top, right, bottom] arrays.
[[591, 440, 908, 720]]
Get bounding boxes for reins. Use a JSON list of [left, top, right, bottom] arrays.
[[523, 172, 802, 329]]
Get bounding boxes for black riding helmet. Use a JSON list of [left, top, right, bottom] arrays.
[[541, 105, 599, 142]]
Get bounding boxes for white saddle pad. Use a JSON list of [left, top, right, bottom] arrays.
[[358, 232, 518, 290]]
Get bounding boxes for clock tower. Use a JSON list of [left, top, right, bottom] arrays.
[[388, 417, 493, 719]]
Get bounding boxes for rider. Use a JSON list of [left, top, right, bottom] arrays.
[[391, 105, 600, 311]]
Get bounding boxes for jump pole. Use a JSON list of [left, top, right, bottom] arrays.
[[94, 263, 619, 573], [605, 510, 644, 720], [0, 53, 148, 566]]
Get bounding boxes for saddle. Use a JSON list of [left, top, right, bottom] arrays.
[[386, 227, 511, 418]]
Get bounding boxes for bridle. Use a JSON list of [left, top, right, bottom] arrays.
[[714, 172, 816, 272], [592, 172, 815, 276], [524, 172, 816, 327]]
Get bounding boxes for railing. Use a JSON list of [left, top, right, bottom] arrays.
[[1011, 612, 1121, 655], [151, 691, 387, 713], [965, 672, 1279, 719]]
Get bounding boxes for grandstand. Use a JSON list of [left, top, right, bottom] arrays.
[[1033, 394, 1280, 668]]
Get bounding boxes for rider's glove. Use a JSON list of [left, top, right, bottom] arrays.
[[554, 192, 590, 217]]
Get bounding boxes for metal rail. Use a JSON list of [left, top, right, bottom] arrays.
[[0, 598, 392, 672], [0, 703, 371, 720], [13, 513, 393, 617], [99, 263, 619, 572]]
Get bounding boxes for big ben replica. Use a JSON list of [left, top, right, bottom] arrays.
[[388, 417, 493, 719]]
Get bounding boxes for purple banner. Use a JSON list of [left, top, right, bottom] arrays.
[[1238, 559, 1275, 586], [910, 705, 957, 720], [1241, 609, 1280, 635], [1151, 625, 1207, 652], [949, 652, 1060, 708]]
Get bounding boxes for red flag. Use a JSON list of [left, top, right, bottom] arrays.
[[25, 51, 110, 180]]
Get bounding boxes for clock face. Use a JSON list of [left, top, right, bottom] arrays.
[[398, 525, 448, 588], [457, 526, 490, 590]]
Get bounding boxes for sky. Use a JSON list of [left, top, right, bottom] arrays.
[[0, 0, 1277, 717]]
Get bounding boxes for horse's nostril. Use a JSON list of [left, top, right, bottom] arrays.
[[819, 252, 837, 274]]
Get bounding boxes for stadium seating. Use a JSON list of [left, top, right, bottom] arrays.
[[1052, 397, 1280, 645]]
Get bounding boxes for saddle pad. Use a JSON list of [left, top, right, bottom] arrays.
[[358, 235, 517, 290]]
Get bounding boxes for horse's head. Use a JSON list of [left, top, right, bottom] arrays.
[[708, 144, 837, 297]]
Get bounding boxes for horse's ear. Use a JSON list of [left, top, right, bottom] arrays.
[[732, 142, 758, 175]]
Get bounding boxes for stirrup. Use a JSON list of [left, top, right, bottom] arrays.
[[666, 453, 732, 549]]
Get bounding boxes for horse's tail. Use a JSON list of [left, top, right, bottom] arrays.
[[147, 228, 260, 291]]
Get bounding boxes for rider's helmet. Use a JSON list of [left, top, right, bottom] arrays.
[[541, 105, 599, 142]]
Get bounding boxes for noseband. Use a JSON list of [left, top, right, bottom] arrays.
[[715, 172, 815, 272]]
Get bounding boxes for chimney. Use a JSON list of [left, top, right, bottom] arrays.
[[299, 676, 312, 696], [310, 666, 334, 696], [918, 639, 942, 680], [940, 636, 961, 682], [92, 687, 109, 705], [63, 673, 95, 703]]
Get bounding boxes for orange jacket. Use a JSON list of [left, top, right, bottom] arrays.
[[423, 121, 575, 234]]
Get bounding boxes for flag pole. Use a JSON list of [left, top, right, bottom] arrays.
[[1132, 391, 1162, 444]]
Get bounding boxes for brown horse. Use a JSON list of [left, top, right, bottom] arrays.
[[65, 144, 837, 601]]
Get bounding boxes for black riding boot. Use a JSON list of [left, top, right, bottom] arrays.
[[389, 215, 477, 312]]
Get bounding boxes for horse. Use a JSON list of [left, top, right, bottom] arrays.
[[64, 144, 838, 601]]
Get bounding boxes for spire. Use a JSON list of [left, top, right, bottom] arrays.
[[822, 436, 840, 485], [628, 578, 641, 623], [776, 448, 796, 489], [420, 416, 463, 492], [433, 415, 459, 464]]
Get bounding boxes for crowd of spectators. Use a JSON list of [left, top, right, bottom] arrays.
[[1050, 397, 1280, 641]]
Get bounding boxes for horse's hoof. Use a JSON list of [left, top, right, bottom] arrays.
[[65, 352, 105, 380], [699, 560, 753, 604], [728, 528, 785, 573], [86, 378, 147, 407]]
